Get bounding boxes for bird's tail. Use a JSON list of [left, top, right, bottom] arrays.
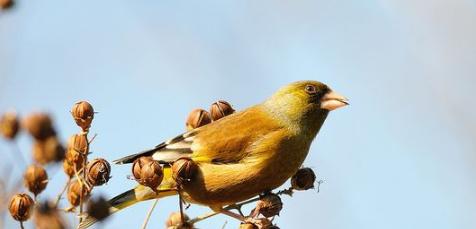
[[78, 185, 176, 229]]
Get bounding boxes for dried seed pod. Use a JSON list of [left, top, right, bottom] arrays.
[[185, 109, 211, 130], [8, 193, 34, 222], [62, 160, 75, 178], [291, 167, 316, 191], [166, 212, 192, 228], [86, 158, 111, 186], [139, 160, 163, 189], [65, 133, 88, 170], [67, 180, 91, 206], [132, 156, 153, 181], [87, 196, 110, 221], [239, 223, 258, 229], [0, 0, 14, 9], [67, 133, 89, 155], [0, 111, 20, 140], [172, 158, 198, 185], [34, 201, 66, 229], [71, 101, 94, 131], [255, 193, 283, 218], [65, 148, 86, 172], [210, 100, 235, 121], [32, 137, 65, 164], [22, 113, 55, 141], [23, 165, 48, 196]]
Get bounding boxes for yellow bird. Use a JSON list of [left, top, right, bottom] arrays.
[[80, 80, 348, 228]]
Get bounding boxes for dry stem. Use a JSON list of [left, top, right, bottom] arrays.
[[140, 199, 159, 229], [54, 177, 71, 207]]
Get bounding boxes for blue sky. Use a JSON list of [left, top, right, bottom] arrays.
[[1, 0, 475, 228]]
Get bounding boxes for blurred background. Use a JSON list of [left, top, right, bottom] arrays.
[[1, 0, 475, 228]]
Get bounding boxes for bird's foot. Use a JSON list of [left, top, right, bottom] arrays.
[[243, 217, 272, 229]]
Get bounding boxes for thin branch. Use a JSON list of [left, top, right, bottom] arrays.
[[54, 177, 71, 207], [141, 199, 159, 229]]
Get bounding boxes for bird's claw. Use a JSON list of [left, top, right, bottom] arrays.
[[244, 217, 272, 229]]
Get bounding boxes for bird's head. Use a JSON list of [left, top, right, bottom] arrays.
[[264, 80, 348, 134]]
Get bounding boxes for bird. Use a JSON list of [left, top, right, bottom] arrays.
[[79, 80, 348, 228]]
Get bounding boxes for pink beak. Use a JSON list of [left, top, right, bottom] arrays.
[[320, 91, 349, 111]]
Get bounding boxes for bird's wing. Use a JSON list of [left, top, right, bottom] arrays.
[[113, 105, 283, 165], [113, 130, 197, 164]]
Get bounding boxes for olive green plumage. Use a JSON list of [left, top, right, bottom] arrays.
[[79, 80, 348, 228]]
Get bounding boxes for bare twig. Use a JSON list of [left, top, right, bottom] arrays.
[[54, 177, 71, 207], [141, 199, 159, 229], [188, 185, 308, 225]]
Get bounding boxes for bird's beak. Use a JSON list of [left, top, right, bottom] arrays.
[[320, 91, 349, 111]]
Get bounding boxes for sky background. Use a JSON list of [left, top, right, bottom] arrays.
[[1, 0, 476, 228]]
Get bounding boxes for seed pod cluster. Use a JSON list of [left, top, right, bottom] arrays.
[[87, 196, 110, 221], [166, 212, 193, 229], [86, 158, 111, 186], [210, 100, 235, 121], [185, 109, 211, 130], [67, 180, 91, 207], [291, 167, 316, 191], [8, 193, 34, 222], [185, 100, 235, 130], [172, 158, 198, 186], [0, 111, 20, 140], [23, 165, 48, 196], [34, 201, 66, 229], [71, 101, 94, 131], [255, 193, 283, 218]]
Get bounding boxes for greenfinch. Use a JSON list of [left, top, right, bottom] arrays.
[[80, 80, 348, 228]]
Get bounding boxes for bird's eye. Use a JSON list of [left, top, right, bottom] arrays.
[[305, 85, 317, 94]]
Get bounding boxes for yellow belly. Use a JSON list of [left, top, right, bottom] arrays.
[[181, 137, 311, 207]]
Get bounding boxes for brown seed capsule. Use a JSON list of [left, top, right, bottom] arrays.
[[291, 167, 316, 191], [67, 180, 91, 207], [239, 223, 258, 229], [64, 133, 88, 170], [0, 111, 20, 140], [34, 201, 66, 229], [210, 100, 235, 121], [86, 158, 111, 186], [67, 133, 89, 155], [139, 160, 163, 189], [23, 165, 48, 196], [166, 212, 192, 228], [185, 109, 211, 130], [22, 113, 55, 141], [62, 160, 75, 178], [65, 148, 86, 172], [132, 156, 153, 181], [8, 193, 34, 222], [0, 0, 14, 9], [254, 193, 282, 218], [71, 101, 94, 131], [32, 137, 65, 164], [172, 158, 198, 185], [87, 196, 110, 221]]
